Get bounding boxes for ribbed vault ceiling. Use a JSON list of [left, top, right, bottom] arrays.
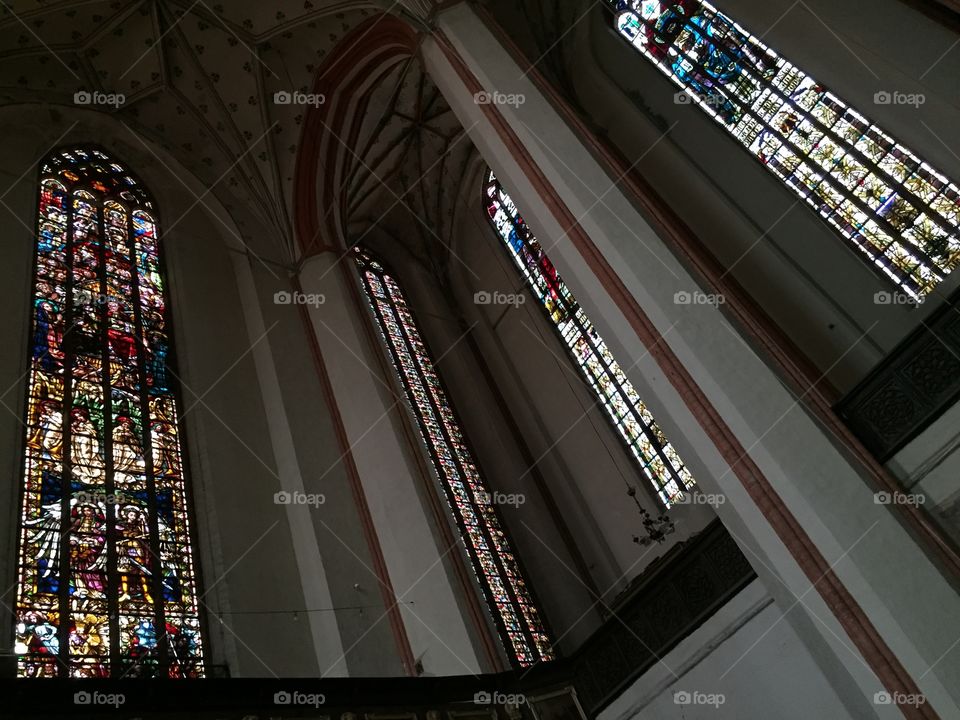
[[338, 55, 478, 284], [0, 0, 469, 269]]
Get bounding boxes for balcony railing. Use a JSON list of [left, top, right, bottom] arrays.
[[838, 291, 960, 461], [5, 521, 753, 719]]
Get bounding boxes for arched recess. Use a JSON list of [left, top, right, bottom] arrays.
[[421, 10, 960, 711], [292, 12, 518, 673], [294, 9, 721, 669], [351, 245, 554, 667], [294, 14, 421, 256], [292, 13, 584, 671], [0, 104, 335, 680], [14, 146, 204, 678]]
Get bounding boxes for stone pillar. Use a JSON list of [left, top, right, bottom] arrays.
[[297, 249, 494, 675], [421, 3, 960, 716], [228, 250, 348, 676]]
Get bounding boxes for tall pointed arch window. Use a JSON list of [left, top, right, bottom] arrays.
[[14, 147, 204, 678], [608, 0, 960, 299], [352, 248, 554, 667], [484, 170, 696, 507]]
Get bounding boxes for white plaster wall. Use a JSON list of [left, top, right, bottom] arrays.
[[0, 104, 417, 678], [488, 0, 960, 394], [448, 162, 716, 601], [252, 253, 412, 677], [226, 251, 347, 677], [0, 106, 326, 677], [299, 250, 486, 676], [599, 580, 884, 720], [424, 6, 960, 714], [348, 237, 594, 655], [889, 401, 960, 548]]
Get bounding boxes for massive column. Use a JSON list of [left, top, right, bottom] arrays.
[[297, 248, 496, 676], [420, 3, 960, 716]]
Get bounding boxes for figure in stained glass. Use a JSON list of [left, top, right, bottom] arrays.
[[608, 0, 960, 297], [484, 170, 697, 506], [353, 248, 554, 668], [69, 503, 107, 598], [13, 147, 204, 678], [116, 505, 153, 604]]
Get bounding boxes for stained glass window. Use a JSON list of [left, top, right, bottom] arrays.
[[608, 0, 960, 299], [484, 170, 696, 507], [352, 248, 554, 667], [14, 147, 204, 678]]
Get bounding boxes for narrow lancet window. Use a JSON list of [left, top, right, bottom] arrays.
[[484, 170, 697, 507], [353, 247, 554, 667]]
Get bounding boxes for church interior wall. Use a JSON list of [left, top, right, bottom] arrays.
[[0, 104, 437, 680], [421, 9, 960, 709], [486, 0, 960, 394], [234, 253, 403, 678], [717, 0, 960, 180], [481, 0, 960, 585], [445, 162, 717, 615], [298, 247, 490, 676], [0, 106, 336, 678], [597, 579, 870, 720], [353, 227, 600, 658], [2, 4, 960, 716], [889, 400, 960, 547]]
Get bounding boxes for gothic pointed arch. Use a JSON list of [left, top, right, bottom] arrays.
[[351, 246, 555, 667], [15, 146, 204, 678], [483, 169, 697, 507]]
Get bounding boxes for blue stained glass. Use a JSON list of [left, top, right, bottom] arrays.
[[608, 0, 960, 298], [484, 170, 696, 506], [14, 148, 204, 678]]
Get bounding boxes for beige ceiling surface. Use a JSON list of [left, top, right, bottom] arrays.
[[0, 0, 465, 265]]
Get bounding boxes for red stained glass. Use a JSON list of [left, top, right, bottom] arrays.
[[13, 148, 204, 678], [484, 170, 696, 506], [353, 248, 554, 667]]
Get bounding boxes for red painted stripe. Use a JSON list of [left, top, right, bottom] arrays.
[[431, 20, 940, 718], [471, 4, 960, 591], [292, 14, 503, 673]]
